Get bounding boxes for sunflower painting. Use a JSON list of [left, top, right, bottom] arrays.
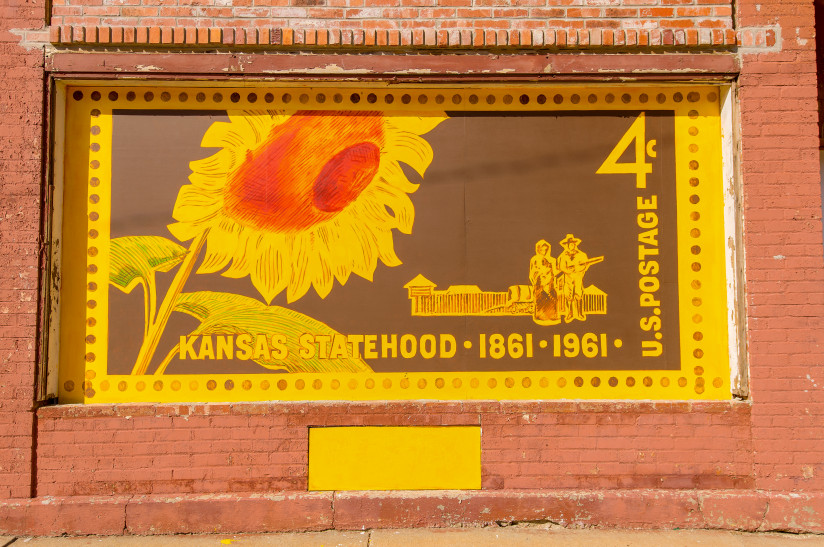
[[113, 109, 447, 376]]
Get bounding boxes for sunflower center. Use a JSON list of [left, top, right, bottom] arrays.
[[313, 143, 380, 213], [222, 111, 384, 232]]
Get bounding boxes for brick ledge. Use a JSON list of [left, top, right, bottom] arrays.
[[37, 399, 749, 419], [48, 26, 761, 49], [1, 490, 821, 535]]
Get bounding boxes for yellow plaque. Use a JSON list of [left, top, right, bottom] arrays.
[[308, 426, 481, 491]]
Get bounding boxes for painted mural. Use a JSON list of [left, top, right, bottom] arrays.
[[58, 85, 732, 402]]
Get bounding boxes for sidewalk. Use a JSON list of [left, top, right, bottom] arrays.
[[3, 526, 824, 546]]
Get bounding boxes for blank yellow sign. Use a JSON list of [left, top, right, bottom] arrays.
[[308, 426, 481, 491]]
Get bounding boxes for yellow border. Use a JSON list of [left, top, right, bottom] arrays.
[[57, 83, 730, 403]]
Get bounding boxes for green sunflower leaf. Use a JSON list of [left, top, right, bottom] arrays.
[[109, 236, 188, 293], [174, 291, 373, 374]]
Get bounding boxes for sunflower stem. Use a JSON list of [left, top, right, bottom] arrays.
[[153, 343, 180, 375], [131, 230, 209, 375]]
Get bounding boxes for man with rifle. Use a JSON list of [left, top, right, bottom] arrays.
[[557, 234, 604, 323]]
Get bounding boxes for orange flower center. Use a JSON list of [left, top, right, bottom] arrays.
[[224, 111, 384, 232]]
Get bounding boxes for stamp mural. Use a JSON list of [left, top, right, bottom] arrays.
[[57, 85, 731, 402]]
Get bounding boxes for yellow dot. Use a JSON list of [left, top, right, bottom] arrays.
[[383, 379, 392, 389], [136, 381, 146, 391], [171, 381, 181, 391], [100, 380, 109, 391], [190, 380, 199, 390], [614, 339, 623, 348], [470, 378, 479, 388], [418, 378, 427, 389], [713, 377, 723, 388], [463, 340, 472, 349], [522, 377, 532, 388], [85, 370, 96, 379], [400, 378, 410, 389], [539, 339, 548, 348], [539, 377, 549, 388], [313, 379, 323, 390], [504, 377, 515, 388], [365, 379, 374, 389], [678, 377, 688, 387], [661, 377, 670, 387], [153, 380, 163, 391], [452, 378, 462, 388], [295, 379, 305, 390], [557, 377, 566, 388], [118, 381, 128, 392], [331, 379, 340, 390], [260, 380, 269, 390], [487, 378, 497, 388], [348, 379, 357, 389], [655, 332, 662, 340]]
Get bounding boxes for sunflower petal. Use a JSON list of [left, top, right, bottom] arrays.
[[344, 218, 378, 281], [251, 237, 289, 304], [383, 132, 435, 178], [171, 186, 222, 223], [386, 114, 447, 137], [199, 120, 235, 148], [322, 219, 353, 286], [376, 161, 420, 194], [189, 150, 231, 174], [308, 231, 334, 299], [197, 220, 238, 274], [348, 194, 393, 232], [286, 233, 313, 303], [374, 227, 402, 267], [222, 230, 261, 279], [370, 182, 415, 234]]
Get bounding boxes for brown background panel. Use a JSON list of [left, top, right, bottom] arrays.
[[108, 108, 678, 375]]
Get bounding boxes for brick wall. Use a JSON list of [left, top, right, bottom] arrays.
[[50, 0, 734, 36], [36, 402, 753, 497], [737, 0, 824, 492], [0, 0, 46, 500], [1, 0, 824, 535]]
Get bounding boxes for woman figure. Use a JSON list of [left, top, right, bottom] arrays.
[[529, 239, 560, 325]]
